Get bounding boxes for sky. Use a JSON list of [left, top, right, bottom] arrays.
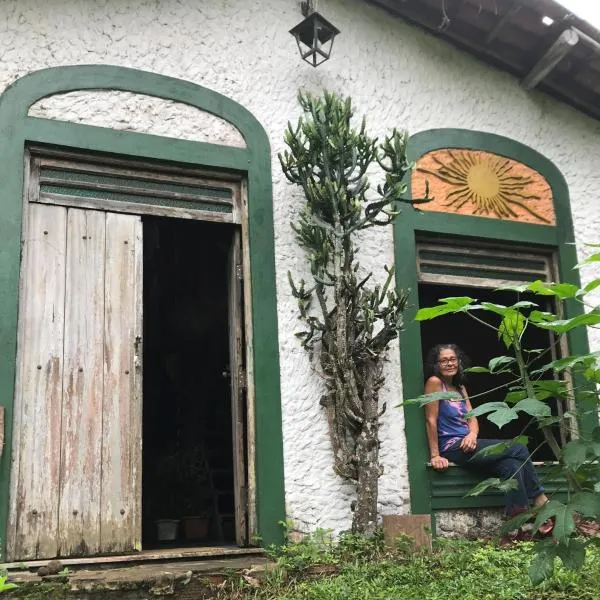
[[555, 0, 600, 29]]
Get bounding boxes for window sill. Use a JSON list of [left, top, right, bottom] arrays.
[[425, 462, 567, 510]]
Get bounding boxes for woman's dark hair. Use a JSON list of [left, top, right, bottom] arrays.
[[424, 344, 469, 387]]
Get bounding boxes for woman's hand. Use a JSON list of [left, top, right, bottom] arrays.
[[460, 432, 478, 452], [431, 455, 449, 471]]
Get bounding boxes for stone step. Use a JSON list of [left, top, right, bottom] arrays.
[[5, 553, 271, 600]]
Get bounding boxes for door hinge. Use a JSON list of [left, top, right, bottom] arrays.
[[235, 262, 243, 281]]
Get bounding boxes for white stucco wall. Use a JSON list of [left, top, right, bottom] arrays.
[[2, 0, 600, 535]]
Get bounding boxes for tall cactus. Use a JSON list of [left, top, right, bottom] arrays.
[[279, 91, 428, 534]]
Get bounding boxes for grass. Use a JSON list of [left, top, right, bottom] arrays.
[[217, 530, 600, 600]]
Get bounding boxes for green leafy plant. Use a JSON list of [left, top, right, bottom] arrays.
[[279, 91, 429, 534], [408, 246, 600, 583], [0, 574, 17, 593], [216, 535, 600, 600]]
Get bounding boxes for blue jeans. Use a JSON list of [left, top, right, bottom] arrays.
[[441, 439, 544, 514]]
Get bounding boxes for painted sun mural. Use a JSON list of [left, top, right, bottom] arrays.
[[412, 149, 555, 225]]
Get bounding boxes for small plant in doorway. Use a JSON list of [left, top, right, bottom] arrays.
[[280, 91, 430, 534]]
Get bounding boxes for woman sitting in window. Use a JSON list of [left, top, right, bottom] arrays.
[[424, 343, 552, 533]]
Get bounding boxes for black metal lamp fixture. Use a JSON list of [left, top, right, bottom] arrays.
[[289, 1, 340, 67]]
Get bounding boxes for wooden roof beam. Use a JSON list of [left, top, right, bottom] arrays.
[[522, 25, 600, 90], [522, 27, 579, 90]]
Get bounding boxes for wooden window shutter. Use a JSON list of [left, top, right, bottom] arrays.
[[416, 238, 555, 288]]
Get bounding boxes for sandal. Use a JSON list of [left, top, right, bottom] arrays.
[[538, 518, 554, 536]]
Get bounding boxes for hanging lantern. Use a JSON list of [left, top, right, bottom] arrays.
[[289, 10, 340, 67]]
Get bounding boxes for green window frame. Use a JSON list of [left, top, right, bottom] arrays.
[[394, 129, 596, 515], [0, 65, 285, 552]]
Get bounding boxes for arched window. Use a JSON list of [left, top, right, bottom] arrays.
[[395, 129, 594, 515]]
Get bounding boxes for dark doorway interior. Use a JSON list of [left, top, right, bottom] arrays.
[[419, 283, 564, 461], [142, 216, 237, 548]]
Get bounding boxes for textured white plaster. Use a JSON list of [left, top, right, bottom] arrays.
[[29, 91, 246, 147], [2, 0, 600, 534]]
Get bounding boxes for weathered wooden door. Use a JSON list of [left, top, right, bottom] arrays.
[[8, 204, 142, 560], [228, 229, 248, 545]]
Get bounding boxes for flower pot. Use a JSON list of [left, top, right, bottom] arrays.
[[156, 519, 180, 541], [182, 516, 210, 540]]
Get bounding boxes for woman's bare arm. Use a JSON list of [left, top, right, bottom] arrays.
[[459, 387, 479, 451], [424, 377, 449, 470]]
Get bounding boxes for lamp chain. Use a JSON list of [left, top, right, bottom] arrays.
[[301, 0, 318, 16]]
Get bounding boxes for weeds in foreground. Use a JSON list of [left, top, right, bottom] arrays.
[[216, 531, 600, 600]]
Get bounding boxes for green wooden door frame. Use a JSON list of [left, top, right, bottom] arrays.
[[394, 128, 595, 515], [0, 65, 285, 554]]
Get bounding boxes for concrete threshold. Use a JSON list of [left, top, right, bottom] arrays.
[[3, 547, 270, 599], [2, 545, 264, 570]]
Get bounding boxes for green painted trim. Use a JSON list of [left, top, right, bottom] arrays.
[[0, 65, 285, 555], [24, 118, 252, 171], [429, 465, 568, 509], [396, 128, 594, 515]]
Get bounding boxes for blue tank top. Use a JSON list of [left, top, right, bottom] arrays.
[[437, 382, 469, 452]]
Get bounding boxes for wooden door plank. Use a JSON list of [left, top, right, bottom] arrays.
[[57, 209, 106, 557], [240, 183, 257, 541], [228, 229, 247, 546], [101, 213, 142, 554], [8, 203, 67, 560]]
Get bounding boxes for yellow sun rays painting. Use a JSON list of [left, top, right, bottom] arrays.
[[413, 149, 555, 225]]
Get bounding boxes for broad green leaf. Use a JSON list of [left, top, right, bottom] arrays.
[[466, 477, 517, 497], [535, 310, 600, 334], [575, 251, 600, 268], [528, 549, 555, 585], [474, 436, 529, 459], [401, 390, 462, 406], [415, 297, 475, 321], [533, 379, 568, 399], [488, 406, 519, 429], [571, 491, 600, 519], [529, 310, 558, 324], [509, 300, 539, 309], [478, 302, 509, 317], [537, 415, 564, 427], [464, 366, 490, 374], [562, 440, 589, 470], [504, 389, 527, 404], [582, 278, 600, 294], [584, 364, 600, 384], [527, 280, 580, 299], [533, 500, 576, 543], [532, 352, 600, 375], [514, 398, 551, 418], [556, 539, 586, 570], [488, 356, 516, 373], [498, 310, 526, 348], [467, 402, 519, 428], [467, 402, 510, 418]]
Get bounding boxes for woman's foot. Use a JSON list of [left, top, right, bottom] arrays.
[[532, 496, 553, 536], [538, 518, 554, 536]]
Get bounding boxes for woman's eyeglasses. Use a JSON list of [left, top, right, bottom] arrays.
[[437, 358, 458, 366]]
